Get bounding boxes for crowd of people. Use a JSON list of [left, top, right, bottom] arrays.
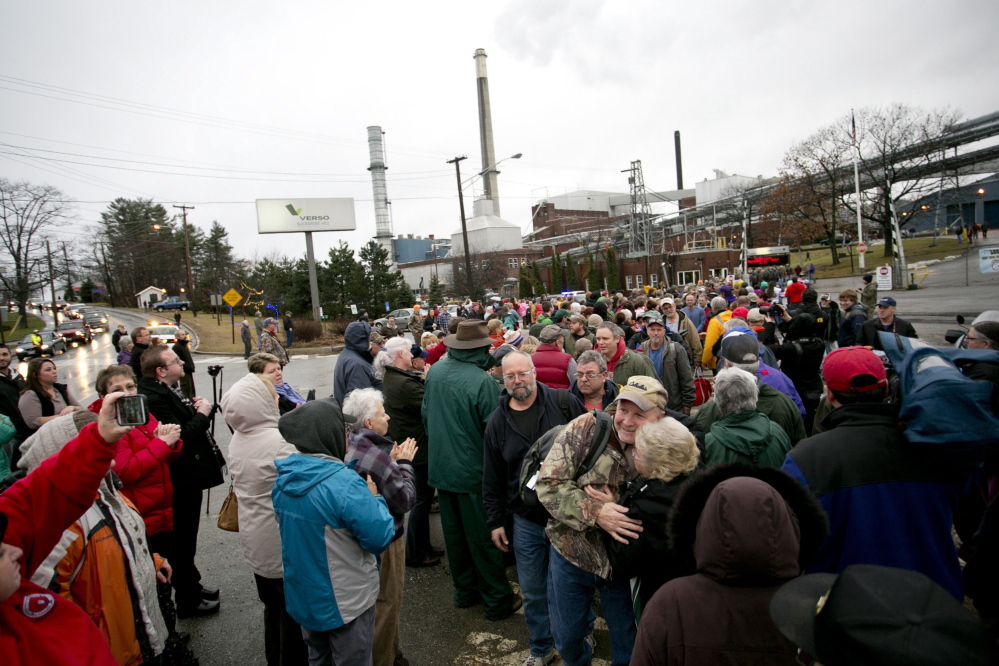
[[2, 275, 999, 666]]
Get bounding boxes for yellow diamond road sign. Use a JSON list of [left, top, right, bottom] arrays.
[[222, 289, 242, 307]]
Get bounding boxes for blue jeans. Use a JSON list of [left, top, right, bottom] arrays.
[[512, 515, 553, 657], [548, 546, 635, 666], [286, 330, 294, 347]]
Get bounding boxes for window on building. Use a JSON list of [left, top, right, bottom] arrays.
[[482, 260, 490, 270], [625, 275, 633, 290], [650, 273, 658, 287], [635, 275, 644, 287], [676, 270, 700, 285], [508, 258, 519, 269]]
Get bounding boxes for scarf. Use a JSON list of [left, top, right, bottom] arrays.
[[606, 337, 627, 373]]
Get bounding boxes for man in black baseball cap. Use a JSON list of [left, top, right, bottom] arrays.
[[856, 295, 918, 351], [770, 564, 999, 665]]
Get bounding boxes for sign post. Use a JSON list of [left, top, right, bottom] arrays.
[[857, 242, 867, 255], [222, 289, 243, 344], [256, 198, 357, 322]]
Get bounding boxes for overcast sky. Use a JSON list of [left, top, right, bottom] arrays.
[[3, 1, 997, 265]]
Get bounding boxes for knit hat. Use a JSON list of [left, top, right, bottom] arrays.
[[278, 397, 351, 460], [504, 330, 524, 347], [587, 314, 603, 328]]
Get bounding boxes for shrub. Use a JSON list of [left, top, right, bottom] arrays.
[[294, 318, 323, 343], [328, 317, 352, 338]]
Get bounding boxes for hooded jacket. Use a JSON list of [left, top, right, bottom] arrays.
[[333, 322, 382, 406], [221, 373, 298, 579], [20, 414, 168, 666], [837, 301, 868, 347], [382, 365, 428, 466], [87, 397, 181, 536], [701, 310, 733, 369], [0, 421, 120, 666], [631, 463, 828, 666], [607, 338, 658, 386], [272, 453, 394, 632], [696, 380, 806, 445], [704, 409, 791, 469], [423, 345, 499, 494], [761, 318, 826, 399]]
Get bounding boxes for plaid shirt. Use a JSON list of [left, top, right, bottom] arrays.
[[435, 311, 452, 333], [345, 428, 416, 539]]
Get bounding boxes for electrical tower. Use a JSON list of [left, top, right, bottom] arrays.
[[622, 160, 652, 256]]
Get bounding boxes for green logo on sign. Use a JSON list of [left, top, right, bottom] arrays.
[[285, 204, 303, 215]]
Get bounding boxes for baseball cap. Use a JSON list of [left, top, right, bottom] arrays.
[[732, 307, 749, 320], [410, 344, 429, 359], [770, 564, 998, 666], [369, 330, 385, 345], [645, 312, 665, 327], [661, 297, 675, 305], [611, 376, 667, 412], [877, 296, 897, 307], [720, 330, 759, 364], [568, 314, 587, 327], [819, 293, 831, 301], [821, 346, 887, 394], [747, 308, 765, 324], [539, 325, 563, 344]]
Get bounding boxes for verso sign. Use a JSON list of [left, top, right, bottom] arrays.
[[255, 198, 357, 234]]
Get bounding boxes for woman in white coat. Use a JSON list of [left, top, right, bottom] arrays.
[[221, 373, 307, 666]]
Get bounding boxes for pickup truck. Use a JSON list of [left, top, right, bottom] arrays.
[[153, 297, 190, 312]]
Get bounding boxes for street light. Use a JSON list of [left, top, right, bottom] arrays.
[[462, 153, 523, 189]]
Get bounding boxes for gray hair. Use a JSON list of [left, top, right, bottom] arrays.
[[384, 337, 410, 361], [118, 335, 133, 350], [713, 367, 759, 417], [710, 296, 728, 313], [596, 322, 625, 339], [635, 418, 700, 482], [575, 349, 607, 373], [723, 318, 749, 332], [729, 360, 760, 375], [372, 349, 391, 380], [501, 350, 534, 368], [570, 302, 582, 313], [342, 387, 384, 432]]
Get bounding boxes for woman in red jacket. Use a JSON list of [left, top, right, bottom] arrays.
[[88, 365, 182, 552]]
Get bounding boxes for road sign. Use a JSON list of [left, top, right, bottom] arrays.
[[222, 289, 243, 307], [876, 265, 893, 291], [857, 242, 867, 254], [981, 247, 999, 274]]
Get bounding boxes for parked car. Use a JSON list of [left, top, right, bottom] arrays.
[[373, 308, 415, 331], [148, 324, 181, 345], [14, 331, 67, 360], [153, 297, 190, 312], [56, 320, 93, 345], [81, 310, 109, 333]]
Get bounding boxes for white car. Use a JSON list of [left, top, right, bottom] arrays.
[[148, 324, 181, 345]]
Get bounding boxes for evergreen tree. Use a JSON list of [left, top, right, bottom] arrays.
[[518, 264, 533, 297], [529, 261, 546, 296], [586, 250, 601, 292], [550, 252, 563, 294], [605, 246, 621, 292], [563, 252, 576, 290], [79, 278, 95, 303], [197, 221, 238, 300], [359, 240, 411, 314], [427, 271, 445, 308], [320, 241, 364, 317]]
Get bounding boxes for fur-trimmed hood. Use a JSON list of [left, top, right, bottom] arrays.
[[668, 462, 828, 584]]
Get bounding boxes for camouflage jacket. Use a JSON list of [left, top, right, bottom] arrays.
[[259, 331, 289, 365], [536, 411, 637, 580]]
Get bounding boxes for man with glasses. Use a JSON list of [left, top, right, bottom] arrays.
[[483, 351, 586, 666], [569, 350, 619, 411], [129, 326, 152, 379], [138, 345, 224, 618]]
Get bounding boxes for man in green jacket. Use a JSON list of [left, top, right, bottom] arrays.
[[703, 366, 791, 468], [595, 322, 657, 386], [422, 321, 520, 621]]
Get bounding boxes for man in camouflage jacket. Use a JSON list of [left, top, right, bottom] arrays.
[[536, 376, 669, 666]]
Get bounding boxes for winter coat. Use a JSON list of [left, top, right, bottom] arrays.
[[665, 311, 703, 366], [782, 403, 967, 600], [86, 397, 181, 536], [221, 373, 299, 579], [696, 380, 806, 445], [116, 349, 131, 366], [532, 343, 575, 389], [173, 338, 195, 375], [240, 324, 252, 345], [700, 311, 732, 369], [382, 366, 428, 466], [0, 421, 120, 666], [259, 330, 288, 365], [111, 328, 125, 353], [856, 316, 918, 351], [607, 338, 658, 386], [129, 343, 148, 381], [630, 463, 828, 666], [860, 280, 878, 314], [837, 302, 868, 347], [704, 409, 791, 469], [138, 377, 224, 490], [482, 384, 586, 529], [569, 377, 619, 410], [332, 321, 381, 406], [272, 453, 395, 632], [423, 346, 500, 494], [0, 368, 30, 441], [345, 428, 416, 540], [760, 321, 825, 401], [640, 339, 694, 411]]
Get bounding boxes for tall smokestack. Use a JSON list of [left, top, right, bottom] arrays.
[[367, 125, 395, 266], [674, 130, 684, 190], [474, 48, 501, 217]]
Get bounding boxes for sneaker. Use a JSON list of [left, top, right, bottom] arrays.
[[522, 650, 558, 666]]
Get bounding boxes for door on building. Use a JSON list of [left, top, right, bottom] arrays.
[[984, 201, 999, 229], [676, 270, 700, 285]]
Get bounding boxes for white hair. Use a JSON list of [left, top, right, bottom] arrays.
[[713, 367, 759, 417], [723, 318, 749, 332], [372, 349, 392, 380], [570, 302, 582, 313], [384, 337, 410, 361], [342, 388, 384, 431], [118, 335, 133, 349], [710, 296, 728, 313], [730, 360, 760, 375]]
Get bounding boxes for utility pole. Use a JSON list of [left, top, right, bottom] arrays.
[[46, 240, 59, 325], [173, 205, 197, 316], [61, 243, 72, 302], [447, 156, 473, 299]]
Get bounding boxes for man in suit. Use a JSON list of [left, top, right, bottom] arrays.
[[137, 344, 224, 618]]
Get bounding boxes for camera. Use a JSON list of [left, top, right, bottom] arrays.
[[759, 304, 784, 317], [115, 394, 149, 427], [207, 364, 224, 377]]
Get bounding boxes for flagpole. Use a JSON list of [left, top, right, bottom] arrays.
[[851, 109, 865, 270]]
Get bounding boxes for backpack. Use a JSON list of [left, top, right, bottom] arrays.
[[880, 331, 999, 469], [519, 410, 614, 513]]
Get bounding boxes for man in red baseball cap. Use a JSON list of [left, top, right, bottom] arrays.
[[780, 346, 967, 601]]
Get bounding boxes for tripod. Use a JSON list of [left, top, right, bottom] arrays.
[[204, 364, 232, 515]]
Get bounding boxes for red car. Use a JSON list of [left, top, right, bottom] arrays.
[[56, 320, 93, 344]]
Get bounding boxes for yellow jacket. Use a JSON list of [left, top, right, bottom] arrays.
[[701, 310, 733, 369]]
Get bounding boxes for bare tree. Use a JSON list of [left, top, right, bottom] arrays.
[[0, 179, 71, 318]]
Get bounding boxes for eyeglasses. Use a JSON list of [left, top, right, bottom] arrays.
[[160, 358, 184, 368], [502, 370, 533, 382], [574, 372, 604, 381]]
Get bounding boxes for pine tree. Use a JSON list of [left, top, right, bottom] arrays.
[[518, 264, 533, 297], [605, 246, 621, 292], [320, 241, 364, 317], [427, 271, 445, 308], [586, 250, 601, 292], [79, 278, 95, 303], [550, 252, 563, 294], [359, 240, 412, 314]]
